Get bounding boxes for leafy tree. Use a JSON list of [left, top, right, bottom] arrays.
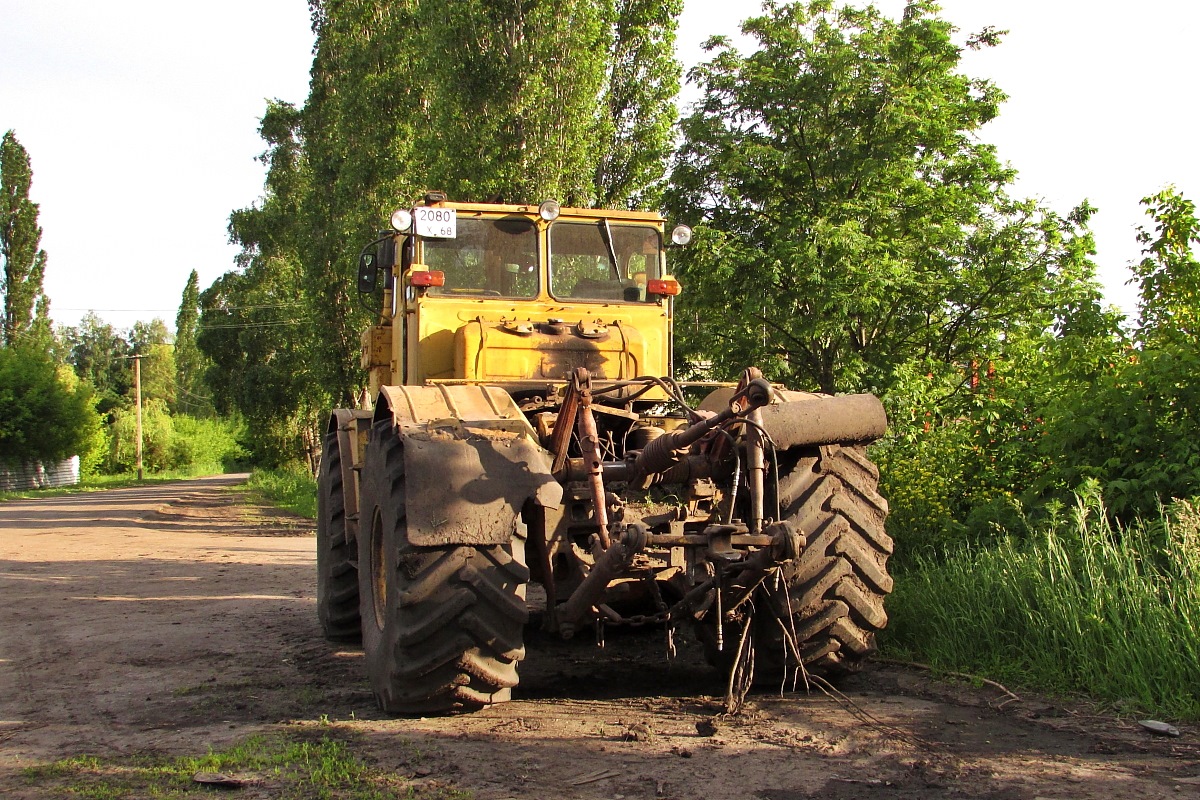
[[174, 269, 212, 416], [419, 0, 609, 203], [1132, 187, 1200, 344], [199, 257, 329, 469], [62, 312, 133, 416], [0, 344, 101, 467], [419, 0, 681, 206], [1, 131, 51, 348], [300, 4, 422, 409], [1035, 189, 1200, 517], [594, 0, 683, 208], [130, 318, 176, 406], [215, 100, 333, 467], [667, 1, 1092, 395]]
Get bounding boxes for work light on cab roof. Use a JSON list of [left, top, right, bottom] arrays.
[[389, 208, 413, 233]]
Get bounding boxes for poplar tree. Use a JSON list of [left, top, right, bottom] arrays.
[[174, 269, 212, 416], [1, 131, 51, 348], [418, 0, 681, 207], [594, 0, 683, 208]]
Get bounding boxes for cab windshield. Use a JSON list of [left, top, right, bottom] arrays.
[[422, 216, 538, 298], [550, 222, 662, 303]]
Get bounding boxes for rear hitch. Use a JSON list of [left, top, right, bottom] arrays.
[[557, 522, 649, 638]]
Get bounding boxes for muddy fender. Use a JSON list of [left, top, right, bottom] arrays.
[[374, 384, 562, 547]]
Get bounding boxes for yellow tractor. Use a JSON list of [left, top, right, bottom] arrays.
[[317, 194, 892, 714]]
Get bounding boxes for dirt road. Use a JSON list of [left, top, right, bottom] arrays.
[[1, 477, 1197, 799]]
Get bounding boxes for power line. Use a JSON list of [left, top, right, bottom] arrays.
[[195, 319, 311, 331], [58, 301, 306, 313], [200, 302, 308, 311], [54, 308, 178, 313]]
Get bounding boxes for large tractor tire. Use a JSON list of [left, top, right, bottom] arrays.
[[357, 418, 529, 714], [700, 443, 891, 684], [317, 426, 362, 640], [757, 443, 892, 680]]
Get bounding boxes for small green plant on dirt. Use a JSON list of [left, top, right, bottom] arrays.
[[21, 732, 471, 799]]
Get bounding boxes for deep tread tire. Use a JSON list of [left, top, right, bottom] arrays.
[[758, 443, 891, 679], [317, 427, 362, 640], [358, 419, 528, 714], [701, 444, 891, 682]]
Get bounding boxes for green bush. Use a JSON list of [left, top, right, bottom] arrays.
[[0, 345, 102, 467], [169, 414, 247, 473], [246, 465, 317, 519], [884, 485, 1200, 719], [106, 402, 246, 476]]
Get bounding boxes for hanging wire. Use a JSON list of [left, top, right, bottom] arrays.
[[196, 318, 311, 331]]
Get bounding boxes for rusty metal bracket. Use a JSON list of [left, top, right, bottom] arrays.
[[572, 368, 613, 549], [549, 375, 582, 474], [557, 522, 648, 637]]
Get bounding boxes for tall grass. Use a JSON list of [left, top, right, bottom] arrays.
[[884, 486, 1200, 719], [246, 465, 318, 520]]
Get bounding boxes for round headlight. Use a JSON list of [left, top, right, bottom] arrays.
[[390, 208, 413, 233], [538, 200, 561, 222], [670, 224, 693, 246]]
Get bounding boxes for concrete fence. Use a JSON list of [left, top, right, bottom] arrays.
[[0, 456, 81, 491]]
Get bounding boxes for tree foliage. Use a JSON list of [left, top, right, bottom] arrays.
[[210, 99, 335, 467], [1132, 187, 1200, 344], [667, 1, 1091, 395], [595, 0, 683, 208], [174, 270, 212, 416], [0, 344, 101, 467], [130, 318, 176, 407], [880, 187, 1200, 556], [416, 0, 680, 206], [1, 131, 51, 349], [1037, 189, 1200, 517], [61, 312, 133, 417], [199, 249, 328, 469]]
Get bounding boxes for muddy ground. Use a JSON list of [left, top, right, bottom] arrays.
[[1, 475, 1198, 799]]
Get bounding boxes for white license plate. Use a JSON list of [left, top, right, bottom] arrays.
[[414, 207, 456, 238]]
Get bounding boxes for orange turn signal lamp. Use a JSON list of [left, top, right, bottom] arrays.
[[409, 270, 445, 288], [647, 278, 681, 296]]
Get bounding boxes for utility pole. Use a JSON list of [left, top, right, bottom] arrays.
[[134, 354, 143, 480], [119, 352, 145, 480]]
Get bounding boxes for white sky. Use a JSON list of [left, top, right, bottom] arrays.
[[1, 1, 1196, 333]]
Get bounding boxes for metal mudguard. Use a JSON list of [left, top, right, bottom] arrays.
[[374, 384, 563, 547]]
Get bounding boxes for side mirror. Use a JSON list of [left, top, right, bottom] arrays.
[[357, 251, 378, 294]]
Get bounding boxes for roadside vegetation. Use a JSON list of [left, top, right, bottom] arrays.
[[20, 731, 468, 800], [884, 489, 1200, 718], [3, 2, 1198, 719], [246, 466, 318, 520]]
